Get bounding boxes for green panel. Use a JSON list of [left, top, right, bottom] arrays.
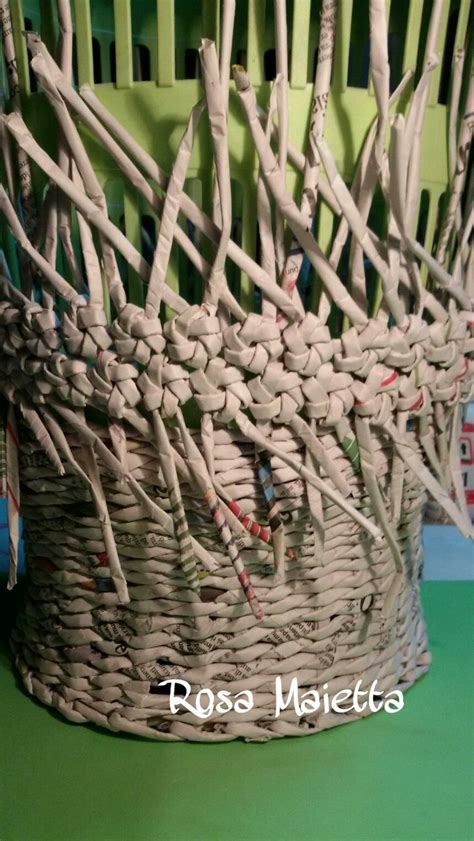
[[290, 0, 310, 89], [181, 177, 203, 304], [10, 0, 30, 96], [420, 186, 444, 285], [309, 200, 334, 313], [39, 0, 58, 54], [113, 0, 133, 89], [368, 0, 391, 98], [166, 242, 180, 321], [201, 0, 219, 43], [454, 0, 471, 50], [247, 0, 266, 86], [240, 180, 257, 312], [332, 0, 352, 92], [429, 0, 451, 107], [157, 0, 175, 86], [73, 0, 94, 86], [402, 0, 423, 75], [123, 185, 144, 306]]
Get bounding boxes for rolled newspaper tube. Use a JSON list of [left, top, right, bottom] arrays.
[[273, 0, 289, 275], [75, 443, 130, 605], [0, 116, 15, 199], [6, 402, 64, 591], [199, 39, 232, 309], [0, 186, 85, 305], [253, 76, 286, 567], [447, 48, 465, 236], [165, 434, 271, 553], [69, 161, 106, 308], [264, 69, 414, 317], [153, 411, 201, 593], [404, 0, 445, 236], [290, 414, 352, 497], [213, 0, 234, 250], [279, 0, 337, 316], [145, 99, 206, 317], [258, 79, 279, 320], [449, 402, 471, 524], [277, 69, 412, 261], [43, 0, 80, 287], [276, 71, 447, 321], [349, 0, 390, 319], [232, 65, 368, 329], [354, 415, 405, 579], [436, 71, 474, 266], [418, 412, 445, 485], [255, 444, 286, 578], [175, 409, 264, 621], [390, 410, 408, 523], [0, 1, 36, 261]]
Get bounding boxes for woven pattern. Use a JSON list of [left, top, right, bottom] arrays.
[[11, 424, 430, 741], [0, 0, 473, 741]]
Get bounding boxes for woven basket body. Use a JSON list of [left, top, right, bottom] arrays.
[[0, 0, 472, 742], [11, 422, 429, 741]]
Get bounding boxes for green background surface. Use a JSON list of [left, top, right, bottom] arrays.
[[1, 581, 473, 841]]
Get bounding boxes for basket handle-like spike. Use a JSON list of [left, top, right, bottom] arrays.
[[278, 0, 337, 318], [273, 0, 289, 278], [199, 39, 233, 311], [145, 99, 206, 318], [43, 0, 82, 293], [258, 78, 280, 321]]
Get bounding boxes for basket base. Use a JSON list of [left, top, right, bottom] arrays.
[[10, 630, 431, 742]]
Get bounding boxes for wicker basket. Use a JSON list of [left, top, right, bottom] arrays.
[[0, 0, 472, 741]]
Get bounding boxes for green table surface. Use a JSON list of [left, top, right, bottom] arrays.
[[1, 581, 473, 841]]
